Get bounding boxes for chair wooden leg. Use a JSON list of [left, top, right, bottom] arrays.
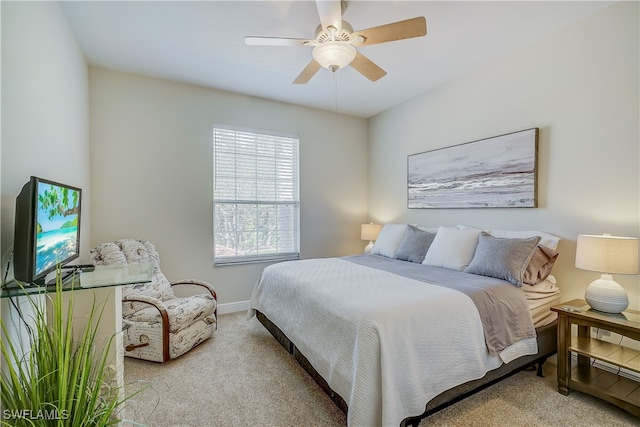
[[161, 310, 171, 362]]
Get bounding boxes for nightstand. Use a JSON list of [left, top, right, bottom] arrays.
[[551, 299, 640, 416]]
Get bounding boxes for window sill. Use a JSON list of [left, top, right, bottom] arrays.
[[213, 254, 299, 266]]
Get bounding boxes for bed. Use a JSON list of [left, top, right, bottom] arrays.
[[248, 225, 561, 426]]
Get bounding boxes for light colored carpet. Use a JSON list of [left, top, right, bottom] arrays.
[[123, 312, 638, 427]]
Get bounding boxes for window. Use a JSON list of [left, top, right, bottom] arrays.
[[213, 125, 300, 265]]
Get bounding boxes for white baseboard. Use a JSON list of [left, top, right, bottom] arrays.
[[218, 300, 250, 315]]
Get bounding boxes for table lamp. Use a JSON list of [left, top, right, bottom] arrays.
[[575, 234, 639, 313], [361, 223, 382, 254]]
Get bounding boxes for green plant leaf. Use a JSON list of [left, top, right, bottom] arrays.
[[1, 266, 148, 426]]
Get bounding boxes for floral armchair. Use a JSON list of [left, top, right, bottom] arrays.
[[90, 239, 217, 362]]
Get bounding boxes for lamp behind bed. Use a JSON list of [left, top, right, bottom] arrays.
[[361, 223, 382, 254]]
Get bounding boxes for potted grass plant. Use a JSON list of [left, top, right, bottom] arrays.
[[0, 269, 138, 426]]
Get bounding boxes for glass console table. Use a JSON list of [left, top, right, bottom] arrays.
[[1, 263, 154, 298]]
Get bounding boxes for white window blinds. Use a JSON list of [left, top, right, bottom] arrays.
[[213, 126, 300, 265]]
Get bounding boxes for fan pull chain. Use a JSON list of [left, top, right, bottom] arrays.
[[334, 70, 338, 118]]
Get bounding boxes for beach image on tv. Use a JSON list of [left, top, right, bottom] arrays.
[[35, 182, 80, 276]]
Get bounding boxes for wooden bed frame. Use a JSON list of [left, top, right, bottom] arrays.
[[256, 310, 557, 427]]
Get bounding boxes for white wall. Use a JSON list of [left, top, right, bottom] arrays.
[[1, 1, 90, 295], [368, 2, 639, 309], [4, 1, 636, 315], [1, 1, 90, 259], [0, 0, 100, 373], [89, 68, 369, 305]]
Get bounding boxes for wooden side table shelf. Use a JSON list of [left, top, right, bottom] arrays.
[[551, 299, 640, 416]]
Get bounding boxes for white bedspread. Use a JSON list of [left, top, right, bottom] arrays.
[[249, 258, 537, 427]]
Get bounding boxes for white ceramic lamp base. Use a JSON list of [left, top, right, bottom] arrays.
[[364, 241, 374, 254], [584, 274, 629, 314]]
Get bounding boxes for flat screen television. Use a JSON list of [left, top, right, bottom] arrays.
[[13, 176, 82, 285]]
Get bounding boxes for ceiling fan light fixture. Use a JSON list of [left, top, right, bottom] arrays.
[[312, 41, 356, 72]]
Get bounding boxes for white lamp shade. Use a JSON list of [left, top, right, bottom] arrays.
[[361, 223, 382, 241], [575, 234, 639, 274], [312, 41, 356, 71]]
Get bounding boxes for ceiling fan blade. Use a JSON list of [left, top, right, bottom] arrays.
[[316, 0, 343, 33], [350, 52, 387, 82], [293, 60, 322, 84], [351, 17, 427, 46], [245, 36, 309, 47]]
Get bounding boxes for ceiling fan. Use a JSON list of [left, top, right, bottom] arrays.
[[245, 0, 427, 84]]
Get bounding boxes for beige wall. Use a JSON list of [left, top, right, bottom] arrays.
[[0, 1, 123, 378], [3, 1, 638, 314], [88, 68, 369, 306], [368, 1, 639, 309], [1, 1, 90, 259]]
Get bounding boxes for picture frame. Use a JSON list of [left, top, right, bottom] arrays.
[[407, 128, 539, 209]]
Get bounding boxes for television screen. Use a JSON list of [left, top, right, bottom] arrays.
[[13, 177, 82, 284], [35, 180, 81, 278]]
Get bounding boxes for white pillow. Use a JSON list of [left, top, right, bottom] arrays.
[[371, 224, 407, 258], [423, 226, 482, 271], [489, 229, 560, 251], [456, 224, 487, 232], [416, 225, 439, 233]]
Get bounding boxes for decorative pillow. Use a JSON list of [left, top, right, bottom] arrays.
[[488, 229, 560, 251], [523, 244, 559, 285], [464, 232, 541, 286], [371, 224, 407, 258], [422, 226, 482, 271], [393, 225, 436, 263]]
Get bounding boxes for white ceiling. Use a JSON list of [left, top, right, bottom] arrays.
[[60, 1, 615, 118]]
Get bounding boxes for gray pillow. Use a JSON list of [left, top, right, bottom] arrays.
[[464, 232, 541, 286], [393, 225, 436, 263]]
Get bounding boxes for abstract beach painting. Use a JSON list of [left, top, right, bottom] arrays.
[[408, 128, 538, 208]]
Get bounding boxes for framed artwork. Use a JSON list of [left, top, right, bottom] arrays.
[[408, 128, 538, 208]]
